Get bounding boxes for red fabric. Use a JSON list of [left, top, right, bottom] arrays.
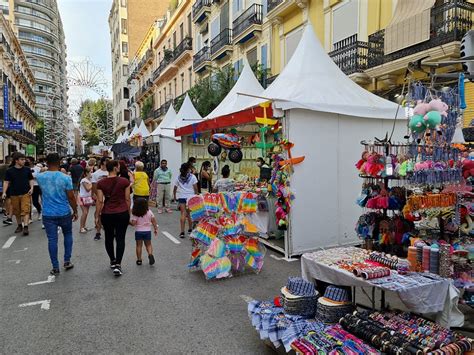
[[97, 177, 130, 214], [174, 106, 273, 137]]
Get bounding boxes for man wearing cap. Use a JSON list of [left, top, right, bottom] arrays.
[[2, 152, 34, 235]]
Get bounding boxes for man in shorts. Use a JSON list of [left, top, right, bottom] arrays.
[[2, 152, 34, 235]]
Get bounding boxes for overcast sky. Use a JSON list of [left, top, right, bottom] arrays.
[[58, 0, 113, 102]]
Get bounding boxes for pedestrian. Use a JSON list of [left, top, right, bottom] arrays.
[[87, 157, 97, 172], [31, 161, 43, 221], [96, 160, 131, 276], [213, 165, 235, 193], [152, 159, 172, 214], [36, 153, 78, 275], [119, 160, 133, 182], [78, 167, 93, 233], [256, 157, 272, 181], [1, 152, 34, 235], [91, 156, 109, 241], [0, 155, 13, 225], [79, 158, 87, 169], [173, 163, 198, 238], [132, 161, 149, 201], [199, 161, 212, 193], [130, 198, 158, 266], [69, 158, 84, 198], [60, 158, 69, 173]]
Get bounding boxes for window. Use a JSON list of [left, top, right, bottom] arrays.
[[262, 0, 268, 16], [121, 19, 127, 34], [285, 28, 303, 65], [120, 0, 127, 7], [122, 64, 129, 76], [180, 23, 184, 41], [173, 31, 177, 48], [121, 41, 128, 55], [233, 59, 243, 81], [188, 67, 192, 90], [247, 47, 258, 67], [187, 13, 192, 36], [261, 44, 267, 69], [332, 0, 359, 45], [124, 109, 130, 121], [181, 73, 185, 95], [210, 17, 220, 40], [232, 0, 244, 19], [123, 87, 129, 99]]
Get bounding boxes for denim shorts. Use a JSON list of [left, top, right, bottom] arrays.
[[177, 198, 187, 205], [135, 231, 152, 241]]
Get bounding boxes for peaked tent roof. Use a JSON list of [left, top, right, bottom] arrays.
[[137, 120, 150, 138], [114, 132, 124, 144], [130, 124, 139, 136], [261, 23, 403, 119], [205, 58, 264, 120], [151, 105, 177, 139], [122, 130, 130, 141], [176, 94, 203, 128]]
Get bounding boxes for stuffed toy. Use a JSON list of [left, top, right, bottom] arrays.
[[364, 153, 384, 177], [428, 99, 448, 117], [355, 151, 369, 173], [413, 101, 430, 116], [462, 159, 474, 179], [414, 161, 432, 171], [275, 206, 288, 230], [424, 111, 442, 130], [409, 114, 427, 133]]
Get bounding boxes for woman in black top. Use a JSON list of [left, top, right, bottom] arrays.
[[199, 161, 212, 193]]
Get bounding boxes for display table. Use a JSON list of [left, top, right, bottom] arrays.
[[301, 247, 464, 328]]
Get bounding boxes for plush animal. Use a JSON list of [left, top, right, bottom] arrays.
[[275, 206, 288, 230], [462, 159, 474, 179], [424, 111, 442, 130], [428, 99, 448, 117], [355, 151, 369, 173], [409, 114, 427, 133], [364, 153, 384, 177], [413, 101, 430, 116]]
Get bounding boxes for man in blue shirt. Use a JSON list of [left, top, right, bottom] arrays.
[[36, 153, 78, 275]]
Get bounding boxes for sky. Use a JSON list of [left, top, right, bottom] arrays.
[[57, 0, 113, 107]]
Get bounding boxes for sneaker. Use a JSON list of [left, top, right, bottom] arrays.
[[37, 213, 42, 221], [41, 224, 45, 229], [110, 260, 116, 269], [188, 229, 193, 235], [113, 266, 123, 276], [157, 208, 163, 214], [179, 232, 185, 239], [94, 233, 101, 241], [136, 260, 142, 265], [50, 268, 60, 276], [64, 261, 74, 270], [165, 208, 173, 213], [3, 217, 12, 225], [23, 226, 29, 236], [14, 225, 23, 233], [148, 254, 155, 265]]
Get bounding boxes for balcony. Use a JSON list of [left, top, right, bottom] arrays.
[[232, 4, 263, 44], [329, 34, 369, 77], [173, 37, 193, 65], [267, 0, 284, 13], [156, 56, 177, 82], [366, 0, 473, 78], [210, 28, 233, 60], [14, 95, 36, 120], [193, 46, 211, 73], [192, 0, 211, 24]]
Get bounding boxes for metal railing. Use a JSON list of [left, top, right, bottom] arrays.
[[14, 95, 36, 119], [211, 28, 232, 55], [267, 0, 284, 13], [367, 0, 473, 68], [233, 4, 263, 39], [192, 0, 211, 20], [193, 46, 211, 69], [329, 34, 369, 75], [173, 37, 193, 60]]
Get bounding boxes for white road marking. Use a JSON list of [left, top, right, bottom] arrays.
[[18, 300, 51, 310], [27, 275, 55, 286], [240, 294, 254, 303], [162, 231, 181, 244], [13, 248, 28, 252], [7, 260, 21, 264], [2, 236, 16, 249]]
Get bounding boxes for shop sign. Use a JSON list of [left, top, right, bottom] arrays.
[[3, 84, 22, 130], [26, 144, 35, 156]]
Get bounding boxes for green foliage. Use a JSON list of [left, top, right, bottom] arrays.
[[79, 99, 109, 146], [169, 0, 178, 11], [35, 119, 45, 155], [187, 66, 236, 117], [141, 96, 153, 120], [174, 95, 186, 112], [251, 62, 271, 88]]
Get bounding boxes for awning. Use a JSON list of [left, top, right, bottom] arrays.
[[384, 0, 435, 55], [175, 105, 272, 137]]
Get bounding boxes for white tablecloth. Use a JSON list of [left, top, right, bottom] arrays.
[[301, 249, 464, 328]]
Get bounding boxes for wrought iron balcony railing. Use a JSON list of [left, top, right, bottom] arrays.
[[173, 37, 193, 61], [193, 46, 211, 69], [329, 34, 368, 75], [192, 0, 211, 21], [267, 0, 284, 13], [367, 0, 473, 69], [233, 4, 263, 40], [211, 28, 232, 55], [14, 95, 36, 119]]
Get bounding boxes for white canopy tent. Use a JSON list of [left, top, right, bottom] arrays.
[[151, 105, 177, 143], [130, 124, 139, 137], [242, 23, 406, 257], [137, 120, 151, 138], [206, 58, 264, 120], [121, 130, 130, 142], [114, 132, 124, 144]]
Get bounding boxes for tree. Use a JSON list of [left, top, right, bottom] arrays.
[[78, 99, 109, 146], [35, 118, 45, 155], [141, 96, 153, 120]]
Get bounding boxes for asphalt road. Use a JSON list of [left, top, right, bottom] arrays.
[[0, 207, 300, 354]]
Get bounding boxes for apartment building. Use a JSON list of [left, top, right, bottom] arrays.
[[1, 0, 69, 155], [109, 0, 130, 135], [0, 13, 36, 160], [192, 0, 270, 80]]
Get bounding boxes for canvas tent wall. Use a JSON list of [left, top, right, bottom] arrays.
[[254, 24, 406, 257]]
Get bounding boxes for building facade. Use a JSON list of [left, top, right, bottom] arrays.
[[0, 13, 36, 161], [109, 0, 130, 135], [1, 0, 69, 155]]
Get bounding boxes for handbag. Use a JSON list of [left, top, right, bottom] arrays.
[[81, 196, 94, 207]]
